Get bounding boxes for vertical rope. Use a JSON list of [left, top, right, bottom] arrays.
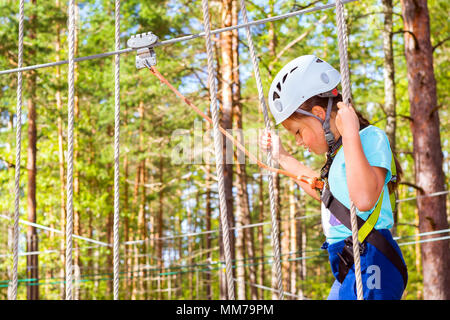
[[335, 0, 363, 300], [11, 0, 25, 300], [113, 0, 121, 301], [66, 0, 76, 300], [200, 0, 235, 300], [239, 0, 284, 300]]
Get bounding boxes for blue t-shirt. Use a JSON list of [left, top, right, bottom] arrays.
[[321, 125, 394, 244]]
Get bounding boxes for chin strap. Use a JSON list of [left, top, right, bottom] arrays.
[[294, 96, 336, 151], [323, 97, 336, 150]]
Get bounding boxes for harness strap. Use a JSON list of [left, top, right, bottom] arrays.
[[357, 190, 383, 243], [322, 188, 408, 288], [389, 152, 397, 210]]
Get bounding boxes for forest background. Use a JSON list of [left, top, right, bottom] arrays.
[[0, 0, 448, 300]]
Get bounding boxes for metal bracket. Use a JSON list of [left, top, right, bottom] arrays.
[[127, 32, 159, 69]]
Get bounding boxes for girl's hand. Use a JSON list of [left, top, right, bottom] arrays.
[[259, 129, 286, 160], [335, 101, 360, 138]]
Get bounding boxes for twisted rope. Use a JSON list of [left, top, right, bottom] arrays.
[[200, 0, 235, 300], [113, 0, 121, 301], [335, 0, 363, 300], [65, 0, 76, 300], [11, 0, 25, 300], [239, 0, 284, 300]]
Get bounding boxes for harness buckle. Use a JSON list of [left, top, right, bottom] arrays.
[[344, 236, 367, 256], [127, 32, 159, 69], [338, 241, 354, 267]]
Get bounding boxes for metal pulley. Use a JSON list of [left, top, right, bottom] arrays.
[[127, 32, 158, 69]]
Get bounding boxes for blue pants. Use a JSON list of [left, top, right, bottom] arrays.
[[325, 229, 407, 300], [327, 280, 341, 300]]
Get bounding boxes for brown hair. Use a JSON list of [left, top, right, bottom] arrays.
[[286, 93, 402, 193]]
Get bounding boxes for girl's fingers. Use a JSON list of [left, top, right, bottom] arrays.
[[260, 136, 271, 148], [337, 101, 348, 110]]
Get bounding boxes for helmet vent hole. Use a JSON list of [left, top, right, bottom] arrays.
[[276, 82, 281, 91], [316, 58, 323, 63], [273, 92, 280, 100], [290, 67, 298, 73], [282, 74, 288, 83]]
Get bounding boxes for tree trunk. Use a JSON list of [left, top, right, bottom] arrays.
[[267, 0, 277, 76], [232, 0, 245, 299], [131, 158, 141, 300], [382, 0, 399, 236], [297, 184, 306, 299], [177, 216, 183, 299], [205, 109, 213, 300], [106, 191, 113, 299], [86, 181, 94, 299], [258, 173, 265, 299], [73, 5, 82, 294], [282, 189, 291, 299], [135, 101, 148, 299], [123, 106, 130, 299], [131, 243, 139, 300], [219, 0, 235, 300], [186, 184, 194, 299], [26, 0, 39, 300], [400, 0, 450, 300], [157, 154, 164, 299], [288, 180, 298, 299], [231, 0, 258, 300], [138, 160, 147, 299], [281, 186, 290, 295], [234, 181, 246, 299], [414, 206, 423, 299], [85, 104, 96, 299]]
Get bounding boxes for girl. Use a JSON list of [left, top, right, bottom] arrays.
[[260, 55, 408, 300]]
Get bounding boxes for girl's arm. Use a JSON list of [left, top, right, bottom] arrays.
[[341, 134, 387, 211], [260, 131, 321, 201], [279, 151, 322, 201], [336, 102, 387, 211]]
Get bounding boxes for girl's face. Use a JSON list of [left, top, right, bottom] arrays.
[[281, 106, 331, 155]]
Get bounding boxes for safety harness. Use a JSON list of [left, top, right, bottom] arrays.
[[319, 128, 408, 288]]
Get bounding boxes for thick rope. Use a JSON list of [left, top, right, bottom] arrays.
[[238, 0, 284, 300], [200, 0, 235, 300], [65, 0, 76, 300], [11, 0, 25, 301], [335, 0, 363, 300], [113, 0, 120, 301]]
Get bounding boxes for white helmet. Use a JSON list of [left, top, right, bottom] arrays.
[[268, 55, 341, 125]]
